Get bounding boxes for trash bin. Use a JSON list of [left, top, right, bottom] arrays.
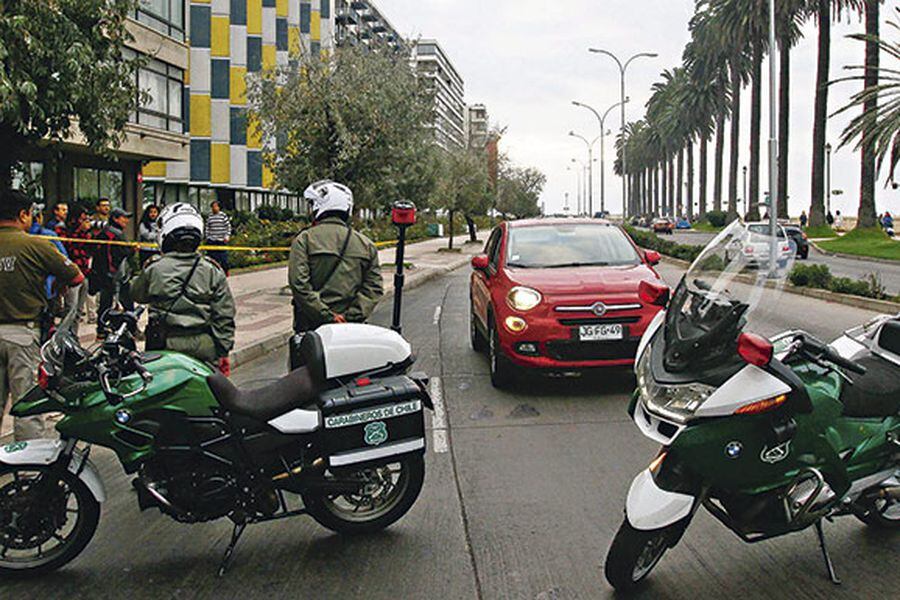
[[427, 223, 444, 237]]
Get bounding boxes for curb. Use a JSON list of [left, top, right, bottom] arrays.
[[658, 256, 900, 314], [231, 255, 472, 369], [808, 239, 900, 266]]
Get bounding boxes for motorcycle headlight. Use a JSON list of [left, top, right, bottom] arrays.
[[507, 286, 542, 312], [636, 343, 714, 424]]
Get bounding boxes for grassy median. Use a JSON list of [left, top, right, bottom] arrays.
[[818, 228, 899, 261]]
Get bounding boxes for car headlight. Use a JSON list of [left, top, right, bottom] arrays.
[[636, 343, 715, 424], [507, 286, 542, 311]]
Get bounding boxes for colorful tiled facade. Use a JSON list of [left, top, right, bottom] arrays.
[[143, 1, 336, 210]]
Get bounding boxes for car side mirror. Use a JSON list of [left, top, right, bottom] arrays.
[[471, 255, 490, 272], [644, 250, 661, 266]]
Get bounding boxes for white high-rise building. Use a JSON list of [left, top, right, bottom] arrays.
[[412, 39, 466, 150]]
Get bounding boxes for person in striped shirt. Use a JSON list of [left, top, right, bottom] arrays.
[[205, 200, 232, 275]]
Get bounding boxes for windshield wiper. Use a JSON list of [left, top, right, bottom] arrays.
[[545, 261, 611, 268], [506, 262, 532, 268]]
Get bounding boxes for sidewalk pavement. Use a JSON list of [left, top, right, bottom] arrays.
[[1, 236, 482, 440]]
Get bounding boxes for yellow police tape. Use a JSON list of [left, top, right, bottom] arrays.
[[32, 234, 398, 252]]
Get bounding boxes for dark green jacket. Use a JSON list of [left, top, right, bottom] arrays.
[[288, 217, 383, 329], [131, 252, 235, 361]]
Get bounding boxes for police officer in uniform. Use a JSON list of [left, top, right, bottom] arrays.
[[131, 203, 236, 374], [0, 190, 84, 440], [288, 181, 383, 367]]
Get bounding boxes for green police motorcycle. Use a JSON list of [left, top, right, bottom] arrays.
[[604, 221, 900, 591], [0, 289, 432, 576]]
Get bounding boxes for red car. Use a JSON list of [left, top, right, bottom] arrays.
[[651, 217, 675, 235], [470, 218, 667, 388]]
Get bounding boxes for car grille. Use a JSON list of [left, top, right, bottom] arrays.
[[558, 316, 640, 327], [545, 339, 640, 361]]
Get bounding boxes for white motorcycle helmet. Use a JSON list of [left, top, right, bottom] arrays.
[[304, 180, 354, 220], [157, 202, 204, 252]]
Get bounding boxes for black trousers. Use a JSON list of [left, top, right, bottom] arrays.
[[96, 282, 134, 336]]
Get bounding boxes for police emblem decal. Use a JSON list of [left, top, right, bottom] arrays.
[[364, 421, 388, 446]]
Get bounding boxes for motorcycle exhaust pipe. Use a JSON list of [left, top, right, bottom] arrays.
[[272, 457, 325, 482]]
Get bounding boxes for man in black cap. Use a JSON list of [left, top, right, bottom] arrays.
[[91, 206, 134, 339]]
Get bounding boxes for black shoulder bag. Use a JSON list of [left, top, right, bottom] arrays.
[[145, 256, 202, 351]]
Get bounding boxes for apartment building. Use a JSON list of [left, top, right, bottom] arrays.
[[466, 104, 489, 151], [16, 8, 190, 224], [334, 0, 405, 50], [412, 40, 466, 150], [140, 1, 338, 214]]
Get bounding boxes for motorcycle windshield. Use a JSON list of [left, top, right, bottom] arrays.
[[662, 220, 794, 375]]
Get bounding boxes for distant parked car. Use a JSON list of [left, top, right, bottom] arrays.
[[652, 217, 675, 235], [783, 225, 809, 259], [725, 222, 794, 266], [675, 217, 692, 230]]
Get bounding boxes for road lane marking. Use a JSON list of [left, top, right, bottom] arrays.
[[430, 376, 449, 453], [433, 305, 442, 325]]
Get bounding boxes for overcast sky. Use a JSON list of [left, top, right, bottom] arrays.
[[378, 0, 898, 218]]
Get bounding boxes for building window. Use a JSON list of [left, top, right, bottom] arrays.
[[136, 0, 185, 41], [74, 168, 124, 207], [135, 57, 185, 133]]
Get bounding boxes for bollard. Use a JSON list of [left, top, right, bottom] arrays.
[[390, 201, 416, 333]]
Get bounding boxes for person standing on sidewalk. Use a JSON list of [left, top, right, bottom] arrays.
[[799, 210, 808, 229], [46, 201, 68, 233], [91, 197, 111, 232], [289, 180, 383, 339], [91, 207, 134, 339], [205, 200, 231, 275], [131, 203, 235, 374], [0, 190, 84, 440], [138, 204, 161, 266]]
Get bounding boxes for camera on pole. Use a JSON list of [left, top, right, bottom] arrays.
[[390, 201, 416, 333]]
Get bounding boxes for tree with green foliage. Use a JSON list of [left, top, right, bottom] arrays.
[[431, 147, 492, 249], [0, 0, 141, 191], [494, 158, 545, 221], [249, 45, 437, 212]]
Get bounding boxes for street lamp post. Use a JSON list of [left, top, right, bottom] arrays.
[[588, 48, 658, 218], [570, 132, 600, 216], [825, 143, 832, 216], [767, 0, 778, 272], [569, 161, 583, 215], [572, 98, 629, 215], [742, 166, 748, 217]]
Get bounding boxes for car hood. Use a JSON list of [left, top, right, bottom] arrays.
[[505, 264, 657, 295]]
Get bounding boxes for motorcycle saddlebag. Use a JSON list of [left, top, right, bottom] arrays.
[[317, 375, 428, 468]]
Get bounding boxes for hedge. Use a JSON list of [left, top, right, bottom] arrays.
[[624, 226, 703, 263], [788, 263, 897, 302]]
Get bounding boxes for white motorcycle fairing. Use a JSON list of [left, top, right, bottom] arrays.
[[316, 324, 412, 379], [694, 364, 791, 418], [635, 309, 665, 370], [626, 468, 694, 530], [0, 439, 106, 502]]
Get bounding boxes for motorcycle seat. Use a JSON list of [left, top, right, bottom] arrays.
[[207, 367, 321, 422], [840, 354, 900, 418]]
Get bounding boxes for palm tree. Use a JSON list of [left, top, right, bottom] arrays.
[[810, 0, 865, 227], [857, 0, 882, 228], [686, 7, 733, 214], [836, 8, 900, 186], [775, 0, 809, 219]]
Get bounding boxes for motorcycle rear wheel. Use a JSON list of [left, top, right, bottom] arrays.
[[0, 465, 100, 576], [604, 519, 675, 591], [302, 454, 424, 535]]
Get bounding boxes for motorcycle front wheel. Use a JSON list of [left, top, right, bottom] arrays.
[[0, 465, 100, 576], [604, 519, 677, 591], [302, 454, 425, 535]]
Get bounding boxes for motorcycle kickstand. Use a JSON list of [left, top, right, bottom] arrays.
[[814, 519, 841, 585], [217, 521, 248, 577]]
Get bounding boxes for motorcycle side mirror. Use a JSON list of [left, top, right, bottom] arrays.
[[737, 332, 773, 367], [639, 280, 669, 307], [471, 255, 489, 272], [644, 250, 661, 266]]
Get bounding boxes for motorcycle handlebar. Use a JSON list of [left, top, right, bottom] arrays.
[[799, 334, 867, 376]]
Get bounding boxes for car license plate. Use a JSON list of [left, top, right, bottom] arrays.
[[578, 324, 623, 341]]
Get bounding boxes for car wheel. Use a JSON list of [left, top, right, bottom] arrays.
[[801, 248, 809, 260], [470, 299, 488, 352], [488, 317, 514, 389]]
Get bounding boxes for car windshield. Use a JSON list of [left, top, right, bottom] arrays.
[[506, 223, 641, 268], [748, 224, 786, 238]]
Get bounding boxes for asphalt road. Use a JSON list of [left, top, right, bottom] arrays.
[[667, 230, 900, 295], [7, 263, 899, 599]]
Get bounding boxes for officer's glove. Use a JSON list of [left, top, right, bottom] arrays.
[[218, 356, 232, 377], [333, 313, 347, 324]]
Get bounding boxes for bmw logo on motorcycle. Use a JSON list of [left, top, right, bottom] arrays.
[[725, 441, 743, 459]]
